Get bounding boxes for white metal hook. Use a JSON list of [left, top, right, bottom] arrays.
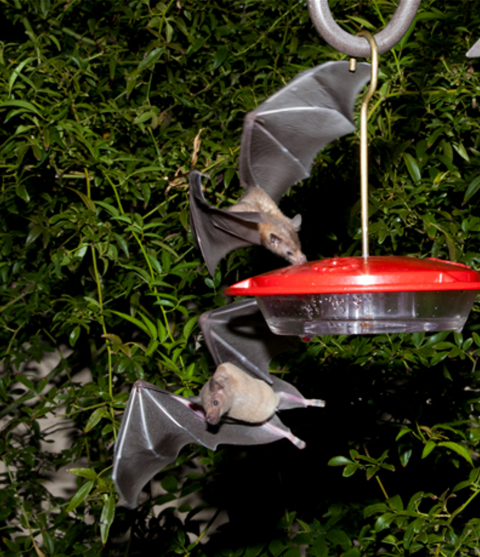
[[307, 0, 421, 57]]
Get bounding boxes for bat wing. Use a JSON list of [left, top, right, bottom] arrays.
[[189, 170, 264, 276], [199, 298, 298, 385], [239, 60, 371, 203], [113, 380, 303, 508]]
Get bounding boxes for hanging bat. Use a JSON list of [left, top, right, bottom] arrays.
[[198, 298, 299, 385], [190, 60, 371, 276], [113, 371, 324, 508]]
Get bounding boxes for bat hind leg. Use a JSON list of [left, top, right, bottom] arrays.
[[264, 421, 306, 450], [305, 398, 325, 408], [280, 392, 326, 408]]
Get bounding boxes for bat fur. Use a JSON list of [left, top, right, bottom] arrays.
[[226, 185, 306, 266], [200, 362, 324, 426]]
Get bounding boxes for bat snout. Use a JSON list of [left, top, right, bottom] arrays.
[[206, 410, 221, 425], [290, 253, 307, 266]]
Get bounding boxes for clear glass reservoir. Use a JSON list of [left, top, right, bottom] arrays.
[[255, 290, 478, 336], [225, 256, 480, 336]]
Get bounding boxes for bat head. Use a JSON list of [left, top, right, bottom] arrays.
[[200, 378, 229, 425], [262, 215, 307, 266]]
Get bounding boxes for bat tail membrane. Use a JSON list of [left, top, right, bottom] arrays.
[[189, 170, 264, 276], [239, 60, 371, 203]]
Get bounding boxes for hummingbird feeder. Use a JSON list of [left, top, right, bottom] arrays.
[[225, 6, 480, 336]]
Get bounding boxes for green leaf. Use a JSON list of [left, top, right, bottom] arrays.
[[68, 468, 97, 480], [328, 456, 353, 466], [375, 513, 395, 532], [421, 440, 436, 459], [438, 441, 473, 466], [363, 503, 389, 518], [0, 99, 43, 117], [399, 449, 412, 467], [464, 176, 480, 202], [310, 536, 328, 557], [388, 494, 403, 511], [85, 407, 107, 432], [161, 475, 178, 493], [9, 58, 35, 93], [111, 310, 151, 337], [343, 463, 359, 477], [69, 326, 81, 347], [403, 153, 421, 184], [67, 187, 96, 211], [66, 481, 94, 512], [326, 529, 352, 550], [100, 495, 115, 544], [214, 46, 228, 68], [396, 427, 412, 441], [183, 315, 198, 339], [412, 332, 424, 348], [16, 183, 30, 202]]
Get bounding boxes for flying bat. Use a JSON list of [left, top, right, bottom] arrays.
[[190, 60, 371, 276], [113, 299, 318, 508], [113, 371, 324, 508], [198, 298, 298, 385]]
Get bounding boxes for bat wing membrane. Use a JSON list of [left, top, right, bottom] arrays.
[[239, 60, 371, 203], [189, 170, 263, 276], [199, 299, 298, 384]]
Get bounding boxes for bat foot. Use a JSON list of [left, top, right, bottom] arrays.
[[290, 434, 306, 450], [307, 398, 326, 408]]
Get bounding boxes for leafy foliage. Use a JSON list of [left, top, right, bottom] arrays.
[[2, 0, 480, 555]]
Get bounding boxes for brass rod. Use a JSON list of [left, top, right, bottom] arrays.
[[357, 31, 378, 259]]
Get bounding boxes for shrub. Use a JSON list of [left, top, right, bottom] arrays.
[[1, 0, 480, 555]]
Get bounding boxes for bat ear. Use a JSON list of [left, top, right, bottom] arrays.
[[268, 233, 283, 247], [291, 214, 302, 231], [209, 378, 223, 394]]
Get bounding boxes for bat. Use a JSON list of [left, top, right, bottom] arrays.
[[190, 60, 371, 276], [200, 362, 324, 426], [113, 301, 320, 508], [198, 298, 299, 385], [113, 371, 324, 508]]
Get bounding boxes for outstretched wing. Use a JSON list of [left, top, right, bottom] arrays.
[[189, 170, 264, 276], [239, 60, 371, 203], [113, 380, 302, 508], [199, 298, 298, 384]]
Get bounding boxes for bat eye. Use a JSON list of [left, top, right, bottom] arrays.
[[286, 250, 293, 256], [213, 400, 219, 406]]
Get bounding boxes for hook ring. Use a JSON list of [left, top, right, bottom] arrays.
[[307, 0, 421, 57]]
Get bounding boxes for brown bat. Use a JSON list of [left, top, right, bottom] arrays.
[[189, 60, 371, 276]]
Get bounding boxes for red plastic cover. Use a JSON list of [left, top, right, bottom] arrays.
[[225, 256, 480, 296]]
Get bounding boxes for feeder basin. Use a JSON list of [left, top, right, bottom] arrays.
[[224, 256, 480, 336]]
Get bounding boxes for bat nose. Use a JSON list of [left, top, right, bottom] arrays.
[[295, 253, 307, 265], [206, 412, 220, 425]]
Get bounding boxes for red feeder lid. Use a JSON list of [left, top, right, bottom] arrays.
[[225, 256, 480, 296]]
